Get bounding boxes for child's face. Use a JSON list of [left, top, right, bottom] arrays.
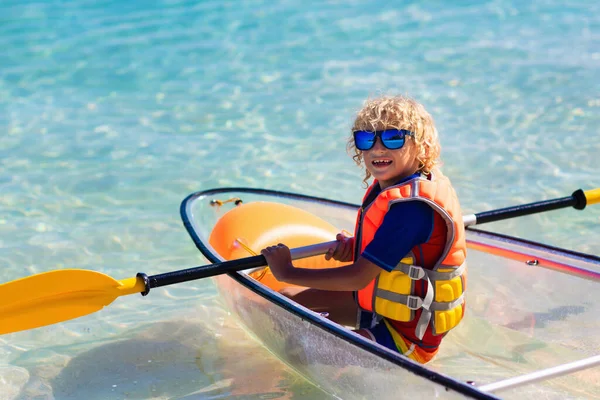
[[362, 134, 420, 189]]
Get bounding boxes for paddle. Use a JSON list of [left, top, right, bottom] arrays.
[[0, 241, 335, 335], [1, 187, 598, 335]]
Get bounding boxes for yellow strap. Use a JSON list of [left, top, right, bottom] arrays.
[[235, 239, 270, 281], [210, 197, 242, 207], [585, 188, 600, 205], [235, 239, 257, 256]]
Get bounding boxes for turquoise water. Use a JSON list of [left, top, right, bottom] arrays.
[[1, 0, 599, 398]]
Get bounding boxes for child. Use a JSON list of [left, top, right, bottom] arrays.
[[261, 95, 467, 364]]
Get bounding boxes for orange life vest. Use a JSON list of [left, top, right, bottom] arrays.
[[355, 171, 467, 340]]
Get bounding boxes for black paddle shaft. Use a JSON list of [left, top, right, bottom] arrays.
[[136, 254, 268, 295], [473, 189, 587, 225]]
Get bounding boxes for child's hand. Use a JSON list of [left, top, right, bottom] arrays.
[[325, 233, 354, 262], [261, 243, 293, 281]]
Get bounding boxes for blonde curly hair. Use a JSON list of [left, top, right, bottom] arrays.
[[347, 95, 441, 186]]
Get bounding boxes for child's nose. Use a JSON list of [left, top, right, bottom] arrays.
[[371, 137, 385, 151]]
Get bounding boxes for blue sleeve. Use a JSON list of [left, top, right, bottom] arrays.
[[361, 201, 434, 272]]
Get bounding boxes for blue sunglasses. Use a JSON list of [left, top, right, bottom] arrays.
[[353, 129, 414, 151]]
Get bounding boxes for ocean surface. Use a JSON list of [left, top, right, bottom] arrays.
[[1, 0, 599, 399]]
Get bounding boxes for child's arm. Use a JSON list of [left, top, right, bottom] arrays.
[[261, 244, 380, 291]]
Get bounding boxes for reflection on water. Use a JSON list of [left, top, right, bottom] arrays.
[[4, 305, 329, 400]]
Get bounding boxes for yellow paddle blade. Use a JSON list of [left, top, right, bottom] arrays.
[[585, 188, 600, 205], [0, 269, 145, 335]]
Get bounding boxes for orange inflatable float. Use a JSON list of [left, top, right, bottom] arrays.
[[209, 201, 348, 290]]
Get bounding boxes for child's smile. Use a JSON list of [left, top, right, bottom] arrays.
[[363, 138, 420, 189], [371, 159, 393, 168]]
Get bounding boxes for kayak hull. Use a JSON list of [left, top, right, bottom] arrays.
[[181, 188, 600, 400]]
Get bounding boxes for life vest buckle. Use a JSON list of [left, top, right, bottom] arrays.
[[408, 265, 426, 280], [407, 295, 424, 310]]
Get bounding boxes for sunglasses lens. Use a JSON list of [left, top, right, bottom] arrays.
[[381, 130, 406, 149], [353, 131, 376, 150]]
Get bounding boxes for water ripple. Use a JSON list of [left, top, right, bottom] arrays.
[[1, 0, 599, 398]]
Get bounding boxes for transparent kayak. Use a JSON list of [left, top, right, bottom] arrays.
[[181, 187, 600, 400]]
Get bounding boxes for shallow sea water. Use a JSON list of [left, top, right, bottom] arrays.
[[0, 0, 599, 399]]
